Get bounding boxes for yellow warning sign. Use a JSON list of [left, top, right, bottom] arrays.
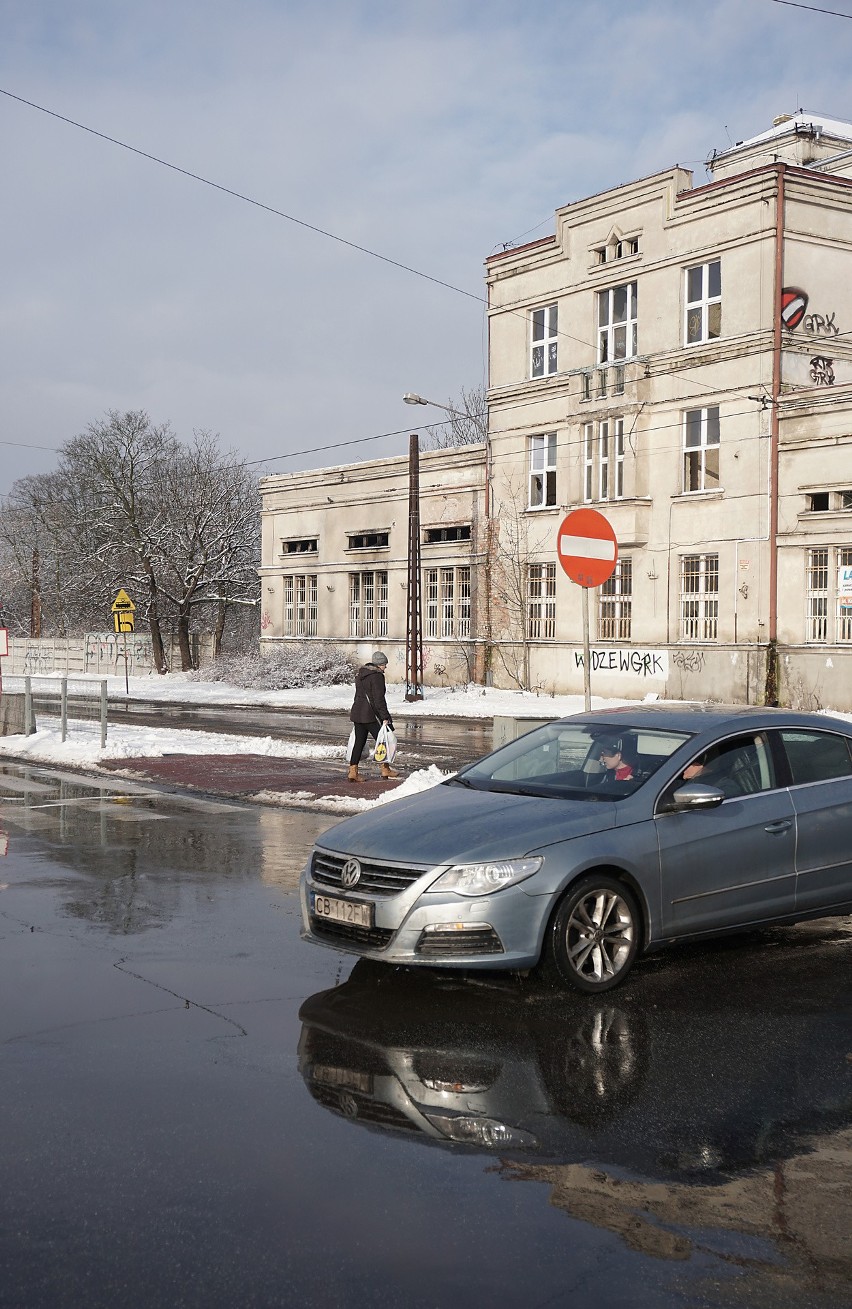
[[111, 589, 136, 613], [113, 613, 135, 634]]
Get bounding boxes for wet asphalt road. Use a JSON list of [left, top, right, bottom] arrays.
[[1, 761, 851, 1308]]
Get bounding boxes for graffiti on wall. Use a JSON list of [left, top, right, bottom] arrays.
[[781, 288, 841, 338], [572, 648, 669, 679], [809, 355, 836, 386], [84, 632, 153, 674]]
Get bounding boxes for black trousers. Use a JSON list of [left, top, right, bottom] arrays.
[[349, 720, 381, 765]]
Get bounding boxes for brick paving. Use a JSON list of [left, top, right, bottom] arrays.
[[98, 753, 402, 805]]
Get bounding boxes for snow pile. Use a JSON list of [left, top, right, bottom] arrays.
[[191, 644, 355, 690]]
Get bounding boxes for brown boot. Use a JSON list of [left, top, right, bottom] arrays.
[[347, 764, 362, 783], [380, 763, 399, 779]]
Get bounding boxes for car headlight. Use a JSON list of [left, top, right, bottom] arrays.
[[431, 857, 542, 897]]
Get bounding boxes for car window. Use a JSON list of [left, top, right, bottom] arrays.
[[454, 723, 692, 800], [779, 730, 852, 785], [661, 732, 775, 806]]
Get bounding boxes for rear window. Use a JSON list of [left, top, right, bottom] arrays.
[[779, 730, 852, 785]]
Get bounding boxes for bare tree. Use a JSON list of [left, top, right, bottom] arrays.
[[0, 410, 262, 671], [422, 385, 487, 449], [489, 480, 551, 691]]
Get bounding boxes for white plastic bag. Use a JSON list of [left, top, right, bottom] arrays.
[[372, 723, 398, 765], [346, 727, 356, 763]]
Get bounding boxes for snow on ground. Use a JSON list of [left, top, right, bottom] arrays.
[[3, 671, 639, 719]]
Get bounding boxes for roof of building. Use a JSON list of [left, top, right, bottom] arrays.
[[714, 110, 852, 158]]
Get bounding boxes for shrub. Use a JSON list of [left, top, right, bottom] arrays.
[[192, 643, 356, 690]]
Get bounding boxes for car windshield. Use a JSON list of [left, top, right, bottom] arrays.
[[450, 722, 692, 800]]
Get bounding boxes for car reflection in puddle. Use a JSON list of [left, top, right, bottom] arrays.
[[298, 940, 852, 1181]]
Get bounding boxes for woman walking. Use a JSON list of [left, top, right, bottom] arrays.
[[348, 652, 399, 782]]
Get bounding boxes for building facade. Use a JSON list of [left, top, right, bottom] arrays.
[[260, 444, 486, 684], [261, 113, 852, 708]]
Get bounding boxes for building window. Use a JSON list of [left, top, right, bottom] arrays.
[[347, 531, 389, 550], [281, 538, 317, 555], [424, 525, 471, 544], [599, 558, 632, 640], [349, 570, 388, 638], [283, 575, 317, 636], [583, 419, 625, 502], [809, 492, 830, 512], [594, 237, 639, 264], [530, 304, 558, 378], [685, 259, 721, 344], [425, 566, 471, 638], [683, 405, 721, 492], [528, 563, 556, 640], [529, 433, 557, 508], [680, 554, 719, 641], [806, 547, 852, 642], [598, 282, 638, 363]]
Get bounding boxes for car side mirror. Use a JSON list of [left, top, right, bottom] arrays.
[[668, 782, 725, 812]]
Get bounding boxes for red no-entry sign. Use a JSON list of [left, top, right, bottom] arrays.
[[557, 508, 618, 588]]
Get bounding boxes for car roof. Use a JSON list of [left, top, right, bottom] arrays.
[[554, 702, 852, 737]]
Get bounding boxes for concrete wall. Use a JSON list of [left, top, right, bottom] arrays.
[[4, 632, 216, 677]]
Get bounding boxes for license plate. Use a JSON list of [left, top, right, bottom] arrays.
[[311, 893, 373, 929], [313, 1064, 373, 1094]]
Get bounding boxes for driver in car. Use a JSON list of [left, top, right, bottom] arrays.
[[597, 735, 634, 782]]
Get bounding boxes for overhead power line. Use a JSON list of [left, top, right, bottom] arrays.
[[767, 0, 852, 17]]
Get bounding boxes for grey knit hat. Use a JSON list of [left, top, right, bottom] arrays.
[[370, 651, 388, 666]]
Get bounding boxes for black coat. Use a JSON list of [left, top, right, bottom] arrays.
[[350, 664, 393, 728]]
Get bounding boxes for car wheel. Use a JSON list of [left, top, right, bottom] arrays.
[[545, 876, 640, 993]]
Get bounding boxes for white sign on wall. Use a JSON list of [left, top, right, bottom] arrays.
[[838, 565, 852, 608]]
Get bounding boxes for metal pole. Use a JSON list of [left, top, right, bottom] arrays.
[[582, 588, 592, 713], [60, 676, 67, 743], [123, 630, 130, 697], [99, 679, 107, 748], [405, 433, 424, 701], [24, 675, 32, 735]]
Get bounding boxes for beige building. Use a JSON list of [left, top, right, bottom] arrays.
[[260, 443, 486, 684], [261, 112, 852, 708]]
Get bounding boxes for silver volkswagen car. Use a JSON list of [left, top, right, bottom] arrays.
[[300, 705, 852, 991]]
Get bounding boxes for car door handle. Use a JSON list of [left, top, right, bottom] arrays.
[[764, 820, 793, 834]]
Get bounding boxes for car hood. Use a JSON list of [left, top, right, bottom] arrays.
[[316, 781, 617, 865]]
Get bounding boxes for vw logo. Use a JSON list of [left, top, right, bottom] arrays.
[[341, 859, 362, 889]]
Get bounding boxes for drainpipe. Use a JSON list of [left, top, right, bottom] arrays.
[[765, 163, 785, 706]]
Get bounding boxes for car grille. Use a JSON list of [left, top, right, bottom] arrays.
[[312, 849, 431, 896], [415, 925, 504, 957], [308, 1083, 416, 1132], [310, 917, 394, 950]]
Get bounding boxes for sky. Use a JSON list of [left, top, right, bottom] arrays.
[[2, 0, 852, 497]]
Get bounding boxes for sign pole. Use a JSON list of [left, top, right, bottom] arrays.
[[556, 508, 618, 713], [123, 629, 129, 697], [581, 587, 591, 713]]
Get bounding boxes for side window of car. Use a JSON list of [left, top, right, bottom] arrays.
[[779, 730, 852, 785], [665, 733, 774, 803]]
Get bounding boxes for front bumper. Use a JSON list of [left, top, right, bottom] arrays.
[[299, 866, 548, 970]]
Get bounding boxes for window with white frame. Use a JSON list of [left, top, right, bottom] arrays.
[[680, 553, 719, 641], [283, 575, 318, 636], [425, 566, 471, 639], [349, 570, 388, 638], [685, 259, 721, 345], [683, 405, 720, 492], [530, 304, 558, 378], [528, 563, 556, 639], [597, 282, 638, 363], [583, 418, 625, 502], [599, 558, 632, 640], [806, 546, 852, 642], [529, 433, 557, 508]]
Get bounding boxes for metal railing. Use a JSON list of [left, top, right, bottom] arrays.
[[4, 675, 110, 746]]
